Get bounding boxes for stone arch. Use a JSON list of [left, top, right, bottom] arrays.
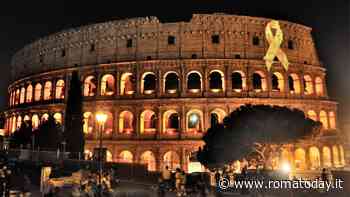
[[231, 71, 246, 91], [271, 72, 284, 91], [322, 146, 332, 167], [119, 111, 134, 134], [118, 150, 133, 163], [15, 89, 20, 105], [294, 148, 306, 170], [303, 75, 313, 95], [100, 74, 115, 96], [106, 150, 113, 162], [187, 71, 202, 93], [210, 108, 227, 127], [329, 111, 336, 129], [163, 110, 180, 134], [11, 116, 16, 132], [307, 110, 317, 121], [23, 115, 30, 123], [43, 81, 52, 100], [140, 110, 156, 134], [315, 77, 324, 96], [53, 113, 62, 124], [280, 148, 292, 164], [103, 111, 114, 135], [163, 151, 180, 170], [26, 84, 33, 103], [252, 71, 267, 91], [120, 72, 135, 95], [319, 110, 328, 129], [55, 79, 65, 99], [20, 87, 25, 104], [164, 71, 180, 93], [83, 112, 94, 134], [339, 145, 345, 166], [288, 73, 301, 94], [34, 83, 42, 101], [209, 70, 225, 92], [186, 109, 204, 132], [84, 149, 93, 160], [41, 113, 49, 122], [140, 151, 156, 171], [309, 146, 321, 170], [83, 75, 97, 96], [32, 114, 40, 129], [16, 115, 22, 129], [141, 72, 156, 94], [332, 145, 340, 167]]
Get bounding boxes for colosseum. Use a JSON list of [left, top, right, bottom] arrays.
[[3, 13, 348, 172]]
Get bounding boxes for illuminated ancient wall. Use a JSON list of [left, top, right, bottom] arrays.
[[5, 14, 346, 172]]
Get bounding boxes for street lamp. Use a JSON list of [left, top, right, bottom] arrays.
[[95, 112, 107, 196]]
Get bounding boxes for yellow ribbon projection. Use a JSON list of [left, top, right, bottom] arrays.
[[264, 20, 289, 71]]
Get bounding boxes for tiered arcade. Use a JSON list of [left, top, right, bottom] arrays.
[[4, 14, 346, 172]]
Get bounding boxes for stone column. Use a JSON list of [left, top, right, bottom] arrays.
[[96, 72, 102, 97], [180, 105, 186, 139], [305, 147, 310, 170], [157, 108, 162, 139], [115, 71, 120, 98], [113, 108, 119, 139], [157, 70, 163, 98], [203, 65, 209, 96], [135, 65, 141, 97], [180, 64, 186, 97]]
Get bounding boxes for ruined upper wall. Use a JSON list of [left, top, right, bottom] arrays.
[[11, 13, 320, 81]]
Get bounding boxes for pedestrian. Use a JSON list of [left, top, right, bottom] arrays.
[[214, 170, 220, 186], [161, 166, 171, 190], [175, 168, 182, 194], [180, 170, 187, 196], [157, 178, 166, 197], [321, 168, 328, 182]]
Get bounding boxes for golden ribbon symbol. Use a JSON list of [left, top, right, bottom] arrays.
[[264, 20, 289, 71]]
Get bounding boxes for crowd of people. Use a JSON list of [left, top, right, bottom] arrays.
[[158, 166, 208, 197], [44, 169, 117, 197]]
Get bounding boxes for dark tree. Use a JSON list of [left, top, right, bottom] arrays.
[[33, 116, 62, 150], [9, 121, 32, 149], [64, 71, 84, 159], [197, 104, 321, 169]]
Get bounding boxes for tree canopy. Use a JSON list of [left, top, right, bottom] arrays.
[[197, 104, 321, 169], [10, 116, 63, 151], [33, 116, 63, 150]]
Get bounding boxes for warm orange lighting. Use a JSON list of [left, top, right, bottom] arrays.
[[189, 89, 200, 93], [210, 89, 221, 93], [96, 112, 107, 124], [167, 89, 177, 94], [144, 90, 154, 95]]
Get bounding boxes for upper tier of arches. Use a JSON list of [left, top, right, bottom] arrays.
[[8, 61, 328, 108]]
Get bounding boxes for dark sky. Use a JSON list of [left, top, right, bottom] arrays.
[[0, 0, 349, 125]]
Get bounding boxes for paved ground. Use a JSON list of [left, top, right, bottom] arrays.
[[21, 180, 348, 197]]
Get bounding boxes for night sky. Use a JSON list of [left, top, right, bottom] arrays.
[[0, 1, 349, 125]]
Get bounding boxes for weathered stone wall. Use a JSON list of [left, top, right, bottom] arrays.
[[11, 14, 320, 81]]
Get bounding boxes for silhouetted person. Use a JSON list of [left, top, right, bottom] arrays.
[[321, 168, 328, 182], [215, 170, 221, 186]]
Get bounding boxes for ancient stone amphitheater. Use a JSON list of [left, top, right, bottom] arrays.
[[4, 13, 347, 172]]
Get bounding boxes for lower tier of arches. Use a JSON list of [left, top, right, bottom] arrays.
[[84, 138, 347, 172]]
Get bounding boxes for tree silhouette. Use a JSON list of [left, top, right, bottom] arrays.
[[9, 121, 32, 149], [64, 71, 84, 159], [197, 104, 321, 169], [33, 116, 63, 150]]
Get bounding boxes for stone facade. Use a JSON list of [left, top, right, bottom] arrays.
[[4, 14, 347, 172]]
